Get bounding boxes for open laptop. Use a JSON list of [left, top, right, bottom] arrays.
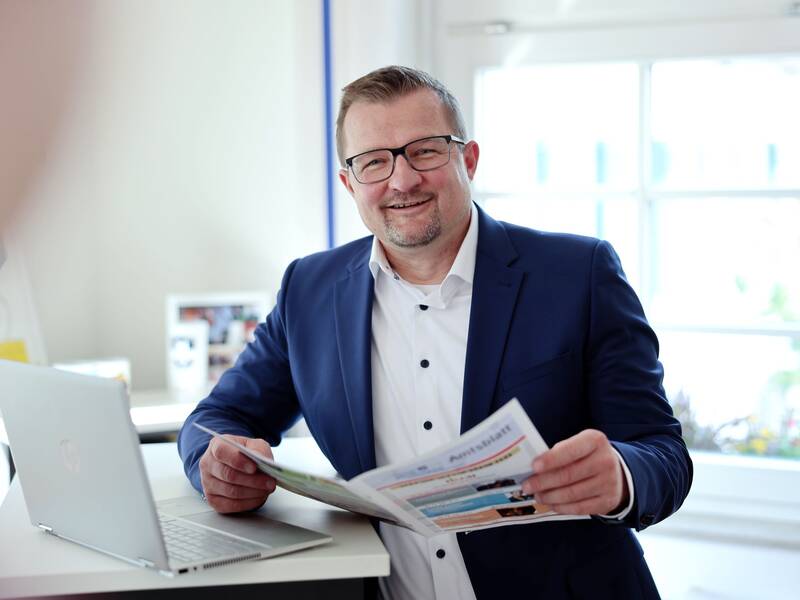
[[0, 360, 331, 576]]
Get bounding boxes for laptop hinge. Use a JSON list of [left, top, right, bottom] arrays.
[[37, 523, 54, 534]]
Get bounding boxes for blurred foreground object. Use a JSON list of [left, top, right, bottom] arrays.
[[0, 1, 91, 232]]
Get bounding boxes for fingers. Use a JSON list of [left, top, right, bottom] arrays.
[[206, 455, 275, 491], [523, 429, 625, 515], [524, 456, 593, 497], [201, 470, 276, 505], [199, 467, 276, 514], [243, 437, 274, 460], [533, 429, 607, 473], [528, 474, 613, 512], [549, 496, 609, 516], [209, 436, 265, 474], [205, 493, 271, 514], [198, 434, 277, 514], [202, 472, 276, 500]]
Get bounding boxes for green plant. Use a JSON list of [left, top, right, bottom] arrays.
[[670, 389, 800, 459]]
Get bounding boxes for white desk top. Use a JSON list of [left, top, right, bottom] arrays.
[[0, 439, 390, 599], [127, 387, 207, 435], [0, 387, 204, 444]]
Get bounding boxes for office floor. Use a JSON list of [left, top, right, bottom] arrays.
[[638, 531, 799, 600]]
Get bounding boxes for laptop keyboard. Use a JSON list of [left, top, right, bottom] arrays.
[[158, 514, 265, 564]]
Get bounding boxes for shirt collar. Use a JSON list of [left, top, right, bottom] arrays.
[[446, 202, 478, 287], [368, 203, 478, 294], [368, 235, 395, 280]]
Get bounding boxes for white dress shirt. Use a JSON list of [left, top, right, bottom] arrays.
[[368, 204, 634, 600]]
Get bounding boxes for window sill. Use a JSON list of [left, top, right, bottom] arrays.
[[652, 450, 800, 549]]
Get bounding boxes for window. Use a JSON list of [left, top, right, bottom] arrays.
[[474, 62, 642, 288], [473, 57, 800, 462]]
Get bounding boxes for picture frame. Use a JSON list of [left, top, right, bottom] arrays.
[[165, 292, 271, 391]]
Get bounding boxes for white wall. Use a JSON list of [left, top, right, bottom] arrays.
[[330, 0, 436, 245], [14, 1, 326, 389]]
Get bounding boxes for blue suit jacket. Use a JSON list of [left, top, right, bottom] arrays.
[[179, 205, 691, 599]]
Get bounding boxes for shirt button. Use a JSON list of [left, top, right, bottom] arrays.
[[423, 421, 433, 430], [393, 274, 400, 281], [420, 359, 430, 368], [436, 549, 446, 559], [419, 304, 429, 311]]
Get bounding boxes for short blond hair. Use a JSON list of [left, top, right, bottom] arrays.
[[335, 65, 467, 166]]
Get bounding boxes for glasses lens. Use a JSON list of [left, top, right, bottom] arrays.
[[406, 137, 451, 171], [352, 150, 394, 183]]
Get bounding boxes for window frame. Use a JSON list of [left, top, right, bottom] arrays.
[[434, 10, 800, 542]]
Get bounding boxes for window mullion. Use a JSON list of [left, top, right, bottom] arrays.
[[638, 61, 655, 306]]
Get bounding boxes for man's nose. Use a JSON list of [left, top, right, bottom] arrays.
[[388, 155, 422, 192]]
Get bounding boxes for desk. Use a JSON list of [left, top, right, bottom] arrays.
[[0, 387, 202, 445], [0, 439, 390, 599], [127, 387, 208, 437]]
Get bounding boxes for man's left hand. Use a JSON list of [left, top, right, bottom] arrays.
[[522, 429, 628, 516]]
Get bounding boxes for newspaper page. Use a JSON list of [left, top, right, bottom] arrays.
[[195, 399, 589, 537], [351, 399, 590, 535], [193, 423, 404, 524]]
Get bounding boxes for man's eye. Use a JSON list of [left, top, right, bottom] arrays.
[[362, 157, 388, 170], [412, 146, 443, 158]]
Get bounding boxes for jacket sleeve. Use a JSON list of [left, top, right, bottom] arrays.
[[177, 259, 303, 494], [586, 240, 693, 530]]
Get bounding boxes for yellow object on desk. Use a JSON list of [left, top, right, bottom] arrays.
[[0, 340, 28, 363]]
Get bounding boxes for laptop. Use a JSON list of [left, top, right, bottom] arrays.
[[0, 360, 331, 576]]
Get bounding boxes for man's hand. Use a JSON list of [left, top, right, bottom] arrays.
[[198, 435, 277, 514], [522, 429, 628, 516]]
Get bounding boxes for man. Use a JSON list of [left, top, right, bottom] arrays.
[[178, 65, 692, 599]]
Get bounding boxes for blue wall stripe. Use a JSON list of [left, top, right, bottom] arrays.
[[322, 0, 335, 249]]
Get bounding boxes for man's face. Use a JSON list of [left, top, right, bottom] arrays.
[[338, 90, 479, 251]]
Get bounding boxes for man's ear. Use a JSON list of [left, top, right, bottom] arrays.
[[461, 141, 480, 181], [338, 169, 355, 197]]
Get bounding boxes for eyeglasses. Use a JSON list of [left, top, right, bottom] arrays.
[[345, 134, 466, 184]]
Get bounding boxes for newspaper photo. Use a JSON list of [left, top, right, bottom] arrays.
[[195, 399, 589, 537]]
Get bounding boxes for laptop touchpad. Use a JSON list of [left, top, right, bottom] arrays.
[[187, 511, 329, 548], [158, 496, 327, 548]]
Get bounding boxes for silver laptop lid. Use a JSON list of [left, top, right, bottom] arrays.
[[0, 360, 169, 570]]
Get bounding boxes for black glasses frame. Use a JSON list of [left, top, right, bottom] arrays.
[[345, 134, 466, 184]]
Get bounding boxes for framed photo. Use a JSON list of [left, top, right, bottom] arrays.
[[166, 292, 271, 390]]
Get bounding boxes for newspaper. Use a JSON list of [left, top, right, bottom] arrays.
[[194, 399, 588, 537]]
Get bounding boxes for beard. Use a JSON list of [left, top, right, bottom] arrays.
[[382, 194, 441, 248]]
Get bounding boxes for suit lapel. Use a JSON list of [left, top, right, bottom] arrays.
[[460, 208, 523, 433], [333, 252, 377, 474]]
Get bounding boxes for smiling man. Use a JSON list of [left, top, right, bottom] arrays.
[[337, 88, 476, 279], [179, 66, 692, 599]]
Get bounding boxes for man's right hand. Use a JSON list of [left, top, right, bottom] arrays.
[[198, 435, 277, 514]]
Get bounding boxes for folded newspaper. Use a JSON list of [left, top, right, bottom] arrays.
[[194, 398, 588, 537]]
